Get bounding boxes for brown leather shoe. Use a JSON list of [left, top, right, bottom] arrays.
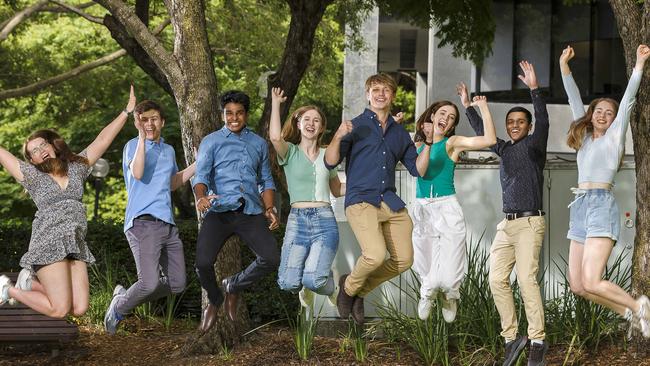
[[336, 274, 354, 319], [222, 278, 238, 322], [351, 296, 365, 325], [199, 303, 218, 332]]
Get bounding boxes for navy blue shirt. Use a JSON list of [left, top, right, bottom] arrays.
[[467, 88, 549, 213], [325, 109, 419, 211]]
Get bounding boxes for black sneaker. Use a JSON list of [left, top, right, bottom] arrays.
[[336, 274, 354, 319], [527, 341, 548, 366], [503, 336, 527, 366]]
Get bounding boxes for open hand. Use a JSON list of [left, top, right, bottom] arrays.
[[517, 61, 538, 90], [456, 82, 471, 108], [271, 87, 287, 105], [125, 85, 136, 113], [560, 46, 574, 65], [134, 113, 145, 139]]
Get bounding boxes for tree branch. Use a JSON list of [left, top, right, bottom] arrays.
[[41, 1, 96, 13], [95, 0, 182, 85], [49, 0, 103, 24], [0, 0, 49, 42], [0, 19, 171, 101], [0, 49, 126, 100]]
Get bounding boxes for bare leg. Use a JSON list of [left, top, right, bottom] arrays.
[[568, 240, 635, 315], [69, 260, 89, 316], [8, 261, 72, 318]]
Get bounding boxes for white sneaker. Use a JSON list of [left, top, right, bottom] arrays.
[[299, 287, 314, 308], [0, 275, 13, 306], [327, 282, 339, 308], [417, 296, 432, 320], [636, 296, 650, 338], [113, 284, 127, 297], [441, 296, 458, 323]]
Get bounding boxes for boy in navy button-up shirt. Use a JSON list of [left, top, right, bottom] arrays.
[[325, 74, 429, 325]]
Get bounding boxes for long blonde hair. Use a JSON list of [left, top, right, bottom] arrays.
[[567, 98, 618, 150], [281, 105, 327, 146]]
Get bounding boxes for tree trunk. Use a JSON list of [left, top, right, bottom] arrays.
[[256, 0, 334, 139], [96, 0, 247, 352], [609, 0, 650, 353]]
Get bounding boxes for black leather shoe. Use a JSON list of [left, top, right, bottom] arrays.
[[336, 274, 354, 319], [351, 296, 365, 325], [199, 303, 219, 333]]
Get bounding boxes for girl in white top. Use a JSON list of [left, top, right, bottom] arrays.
[[560, 44, 650, 337]]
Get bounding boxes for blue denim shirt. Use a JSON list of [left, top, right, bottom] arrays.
[[123, 137, 178, 232], [193, 126, 275, 215], [325, 109, 419, 211]]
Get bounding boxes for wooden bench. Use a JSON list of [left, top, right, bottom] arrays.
[[0, 272, 78, 348]]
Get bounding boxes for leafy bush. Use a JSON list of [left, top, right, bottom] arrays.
[[0, 219, 297, 327]]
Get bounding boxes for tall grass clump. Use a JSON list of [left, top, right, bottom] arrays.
[[287, 304, 320, 360], [376, 275, 449, 366]]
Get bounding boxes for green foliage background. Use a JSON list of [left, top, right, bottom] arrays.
[[0, 0, 345, 221]]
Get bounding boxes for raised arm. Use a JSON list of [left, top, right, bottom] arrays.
[[609, 45, 649, 146], [0, 148, 23, 182], [415, 121, 433, 176], [269, 87, 289, 159], [85, 85, 136, 165], [519, 61, 549, 148], [457, 82, 484, 136], [449, 96, 497, 153], [128, 111, 146, 180], [324, 120, 353, 169], [559, 46, 586, 120]]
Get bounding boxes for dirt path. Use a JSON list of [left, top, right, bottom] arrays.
[[1, 320, 649, 365]]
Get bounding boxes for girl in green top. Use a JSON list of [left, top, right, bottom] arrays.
[[270, 88, 345, 311], [412, 95, 496, 322]]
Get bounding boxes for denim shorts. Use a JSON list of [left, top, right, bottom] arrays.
[[567, 189, 620, 243]]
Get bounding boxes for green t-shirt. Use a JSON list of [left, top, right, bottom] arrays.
[[278, 142, 337, 204], [416, 138, 456, 198]]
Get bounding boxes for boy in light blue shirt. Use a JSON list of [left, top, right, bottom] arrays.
[[104, 100, 195, 335]]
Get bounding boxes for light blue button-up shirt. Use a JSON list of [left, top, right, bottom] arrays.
[[193, 126, 275, 215], [123, 137, 178, 232]]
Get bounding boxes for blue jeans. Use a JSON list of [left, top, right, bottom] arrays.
[[277, 206, 339, 295]]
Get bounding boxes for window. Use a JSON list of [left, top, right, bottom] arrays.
[[478, 0, 626, 104]]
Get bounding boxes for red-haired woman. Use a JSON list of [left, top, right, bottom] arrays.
[[0, 86, 136, 318], [560, 44, 650, 337], [269, 87, 345, 312]]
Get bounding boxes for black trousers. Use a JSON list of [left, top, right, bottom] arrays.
[[195, 210, 280, 306]]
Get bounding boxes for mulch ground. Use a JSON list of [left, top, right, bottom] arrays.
[[1, 318, 649, 365]]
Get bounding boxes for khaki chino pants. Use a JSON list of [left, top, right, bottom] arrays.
[[489, 216, 546, 341], [344, 202, 414, 297]]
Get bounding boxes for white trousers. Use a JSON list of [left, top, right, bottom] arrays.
[[411, 195, 467, 300]]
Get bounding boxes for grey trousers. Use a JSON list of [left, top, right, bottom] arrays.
[[115, 219, 186, 315]]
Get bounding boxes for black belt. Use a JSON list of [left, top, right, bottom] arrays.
[[135, 214, 164, 222], [505, 210, 545, 221]]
